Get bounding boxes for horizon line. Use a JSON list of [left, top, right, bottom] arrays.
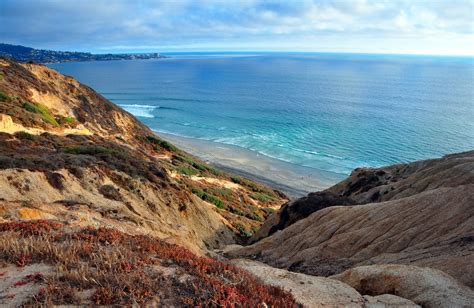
[[2, 42, 473, 58]]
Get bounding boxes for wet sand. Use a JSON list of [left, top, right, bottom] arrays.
[[157, 131, 346, 199]]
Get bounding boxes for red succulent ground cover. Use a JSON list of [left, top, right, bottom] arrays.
[[0, 220, 298, 306]]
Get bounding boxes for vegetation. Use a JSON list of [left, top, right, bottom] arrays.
[[14, 131, 35, 141], [250, 192, 276, 203], [63, 145, 120, 156], [64, 116, 75, 124], [0, 221, 297, 306], [262, 207, 276, 215], [236, 223, 253, 238], [191, 187, 225, 209], [208, 187, 232, 197], [175, 165, 199, 176], [0, 90, 10, 102], [22, 102, 59, 127], [144, 135, 178, 152], [57, 116, 77, 126]]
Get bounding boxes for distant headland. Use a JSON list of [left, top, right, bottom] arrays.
[[0, 43, 167, 63]]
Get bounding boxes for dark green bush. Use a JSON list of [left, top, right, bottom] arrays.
[[175, 166, 198, 176], [230, 207, 245, 216], [236, 224, 253, 238], [191, 188, 225, 209], [145, 135, 178, 152], [262, 207, 276, 215], [15, 131, 35, 141], [63, 145, 120, 156], [0, 91, 10, 102], [230, 176, 242, 184], [208, 187, 231, 197], [250, 192, 275, 203]]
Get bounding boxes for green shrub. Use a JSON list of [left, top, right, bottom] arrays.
[[0, 91, 9, 102], [176, 166, 198, 176], [208, 187, 232, 197], [230, 176, 242, 184], [230, 207, 245, 216], [250, 192, 275, 203], [22, 102, 59, 127], [64, 145, 120, 156], [245, 213, 264, 222], [145, 135, 178, 152], [64, 116, 75, 123], [262, 207, 276, 215], [191, 188, 225, 209], [236, 224, 253, 238], [191, 162, 207, 172], [15, 131, 35, 140]]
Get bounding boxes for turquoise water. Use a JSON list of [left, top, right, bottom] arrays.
[[50, 53, 474, 177]]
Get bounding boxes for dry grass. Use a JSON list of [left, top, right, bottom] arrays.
[[0, 220, 298, 306]]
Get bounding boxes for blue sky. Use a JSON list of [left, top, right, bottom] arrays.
[[1, 0, 473, 55]]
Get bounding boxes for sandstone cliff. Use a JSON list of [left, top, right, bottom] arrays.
[[0, 57, 287, 254], [227, 151, 474, 305]]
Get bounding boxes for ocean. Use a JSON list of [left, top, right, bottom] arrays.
[[49, 53, 474, 184]]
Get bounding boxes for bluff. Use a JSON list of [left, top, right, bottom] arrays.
[[227, 151, 474, 292], [0, 43, 166, 63], [0, 57, 300, 305]]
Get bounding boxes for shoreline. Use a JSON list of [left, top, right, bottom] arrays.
[[156, 131, 346, 198]]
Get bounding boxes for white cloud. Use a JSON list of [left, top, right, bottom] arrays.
[[1, 0, 473, 55]]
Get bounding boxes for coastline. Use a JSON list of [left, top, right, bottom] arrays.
[[156, 131, 346, 198]]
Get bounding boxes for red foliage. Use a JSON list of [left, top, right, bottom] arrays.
[[72, 227, 124, 245], [0, 220, 62, 236], [1, 222, 298, 306], [91, 287, 115, 305], [81, 230, 298, 306], [14, 272, 44, 287], [15, 253, 32, 267], [119, 261, 135, 273]]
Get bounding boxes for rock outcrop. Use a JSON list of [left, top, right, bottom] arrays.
[[231, 259, 421, 307], [332, 264, 474, 307], [250, 191, 354, 243], [227, 151, 474, 289], [230, 259, 366, 307]]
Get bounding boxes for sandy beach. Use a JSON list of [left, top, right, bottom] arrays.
[[157, 131, 346, 198]]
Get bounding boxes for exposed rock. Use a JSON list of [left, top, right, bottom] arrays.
[[250, 191, 354, 243], [17, 207, 56, 220], [227, 152, 474, 287], [327, 151, 474, 204], [363, 294, 420, 307], [231, 259, 365, 307], [331, 264, 474, 308]]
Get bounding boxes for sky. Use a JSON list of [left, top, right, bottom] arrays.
[[1, 0, 473, 55]]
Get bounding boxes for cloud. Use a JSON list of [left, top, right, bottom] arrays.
[[0, 0, 472, 55]]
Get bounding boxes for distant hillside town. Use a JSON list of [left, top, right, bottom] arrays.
[[0, 43, 166, 63]]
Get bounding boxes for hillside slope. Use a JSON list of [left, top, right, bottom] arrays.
[[0, 57, 287, 253], [227, 151, 474, 289]]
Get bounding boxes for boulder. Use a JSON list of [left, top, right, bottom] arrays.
[[331, 264, 474, 308], [231, 259, 365, 307]]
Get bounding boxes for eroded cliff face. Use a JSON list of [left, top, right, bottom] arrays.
[[0, 58, 287, 253], [228, 151, 474, 292]]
